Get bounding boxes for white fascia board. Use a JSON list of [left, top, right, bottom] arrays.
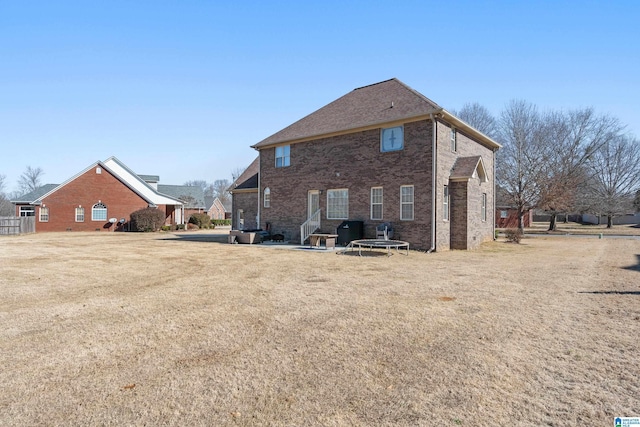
[[102, 157, 183, 206]]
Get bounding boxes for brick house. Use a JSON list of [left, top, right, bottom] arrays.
[[228, 157, 259, 230], [243, 78, 501, 250], [206, 197, 227, 220], [494, 185, 533, 228], [11, 156, 185, 232]]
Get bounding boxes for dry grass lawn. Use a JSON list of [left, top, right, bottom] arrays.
[[1, 230, 639, 426]]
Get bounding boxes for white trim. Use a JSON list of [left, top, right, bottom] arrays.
[[400, 185, 414, 221]]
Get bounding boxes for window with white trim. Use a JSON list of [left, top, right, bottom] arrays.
[[39, 207, 49, 222], [443, 185, 450, 221], [275, 145, 290, 168], [76, 207, 85, 222], [264, 187, 271, 208], [370, 187, 383, 220], [327, 189, 348, 219], [451, 128, 457, 152], [92, 202, 107, 221], [19, 206, 35, 217], [481, 193, 487, 222], [500, 210, 508, 219], [400, 185, 414, 221]]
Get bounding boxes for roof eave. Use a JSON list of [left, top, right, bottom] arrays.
[[439, 109, 502, 150], [251, 112, 441, 150]]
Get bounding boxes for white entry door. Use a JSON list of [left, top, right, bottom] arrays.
[[237, 209, 244, 230], [308, 190, 320, 218]]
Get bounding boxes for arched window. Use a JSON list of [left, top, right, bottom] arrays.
[[264, 187, 271, 208], [92, 202, 107, 221]]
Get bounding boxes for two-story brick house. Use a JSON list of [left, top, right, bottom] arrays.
[[240, 78, 501, 250]]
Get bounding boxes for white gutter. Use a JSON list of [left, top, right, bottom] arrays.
[[493, 147, 498, 240], [428, 113, 437, 253]]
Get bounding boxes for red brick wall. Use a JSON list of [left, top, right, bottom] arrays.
[[259, 120, 434, 248], [25, 166, 163, 232], [496, 208, 532, 228]]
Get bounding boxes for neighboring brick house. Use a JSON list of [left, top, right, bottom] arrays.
[[494, 185, 533, 228], [11, 156, 185, 232], [248, 78, 501, 250], [206, 196, 227, 220], [229, 157, 259, 230]]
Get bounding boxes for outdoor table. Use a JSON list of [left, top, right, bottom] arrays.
[[308, 233, 338, 249]]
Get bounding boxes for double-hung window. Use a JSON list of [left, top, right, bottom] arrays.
[[327, 189, 348, 219], [400, 185, 414, 221], [92, 202, 107, 221], [481, 193, 487, 222], [443, 185, 450, 221], [275, 145, 290, 168], [39, 207, 49, 222], [76, 207, 85, 222], [451, 128, 457, 152], [370, 187, 383, 220], [264, 188, 271, 208]]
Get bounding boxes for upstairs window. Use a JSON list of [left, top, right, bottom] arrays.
[[275, 145, 290, 168], [451, 128, 457, 152], [92, 202, 107, 221], [39, 207, 49, 222], [381, 126, 404, 152]]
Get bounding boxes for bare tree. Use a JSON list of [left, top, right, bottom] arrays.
[[0, 174, 14, 216], [496, 100, 548, 230], [537, 108, 623, 230], [231, 166, 247, 182], [583, 134, 640, 228], [17, 166, 44, 195], [183, 180, 214, 198], [212, 179, 231, 207], [452, 102, 498, 139]]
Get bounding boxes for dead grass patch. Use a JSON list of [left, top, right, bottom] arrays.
[[0, 230, 639, 426]]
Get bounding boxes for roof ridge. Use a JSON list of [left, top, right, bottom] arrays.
[[353, 78, 398, 91]]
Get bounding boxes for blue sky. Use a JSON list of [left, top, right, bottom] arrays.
[[1, 1, 638, 193]]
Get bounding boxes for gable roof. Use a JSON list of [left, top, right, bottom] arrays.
[[449, 156, 488, 182], [253, 78, 441, 149], [229, 156, 259, 192], [157, 184, 206, 208], [12, 157, 183, 206], [251, 78, 501, 150]]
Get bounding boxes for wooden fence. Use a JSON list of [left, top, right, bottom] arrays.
[[0, 216, 36, 235]]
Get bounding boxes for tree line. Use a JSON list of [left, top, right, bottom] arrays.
[[454, 102, 640, 230]]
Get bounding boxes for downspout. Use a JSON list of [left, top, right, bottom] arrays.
[[428, 113, 437, 253], [257, 152, 261, 229], [493, 147, 497, 240]]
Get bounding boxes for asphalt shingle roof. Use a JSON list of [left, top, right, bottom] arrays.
[[229, 157, 259, 191], [157, 185, 206, 208], [11, 184, 59, 203], [252, 78, 442, 148]]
